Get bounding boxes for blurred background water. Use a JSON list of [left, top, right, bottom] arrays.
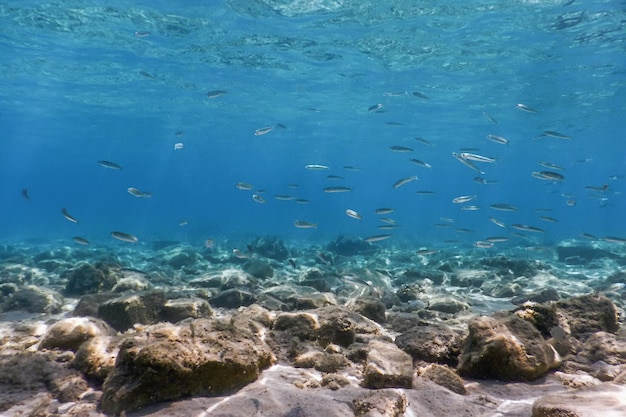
[[0, 0, 624, 249]]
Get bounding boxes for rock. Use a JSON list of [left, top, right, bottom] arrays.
[[299, 267, 332, 292], [63, 263, 119, 296], [72, 335, 120, 383], [161, 246, 199, 269], [99, 318, 275, 414], [347, 297, 386, 323], [5, 285, 64, 314], [490, 282, 524, 298], [513, 302, 560, 338], [457, 314, 561, 381], [428, 296, 469, 314], [326, 235, 377, 257], [449, 269, 491, 288], [39, 317, 115, 352], [262, 285, 336, 310], [557, 295, 619, 339], [243, 258, 274, 279], [579, 332, 626, 365], [351, 390, 407, 417], [511, 287, 561, 305], [273, 312, 320, 340], [73, 293, 117, 317], [532, 384, 626, 417], [160, 298, 213, 323], [314, 353, 350, 373], [189, 269, 255, 290], [248, 236, 290, 261], [556, 245, 619, 265], [111, 276, 151, 293], [395, 323, 464, 366], [97, 290, 167, 331], [320, 373, 350, 390], [210, 288, 257, 308], [417, 364, 467, 395], [362, 340, 413, 389], [480, 256, 543, 278]]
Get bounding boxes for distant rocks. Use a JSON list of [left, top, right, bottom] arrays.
[[327, 235, 377, 257], [4, 285, 64, 314], [62, 262, 120, 296]]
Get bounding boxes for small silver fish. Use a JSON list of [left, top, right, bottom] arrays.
[[489, 217, 507, 228], [390, 145, 413, 152], [252, 194, 266, 203], [111, 231, 138, 243], [410, 159, 432, 168], [324, 186, 352, 193], [460, 152, 497, 163], [368, 103, 383, 112], [345, 209, 362, 220], [415, 137, 434, 146], [127, 187, 152, 198], [206, 90, 226, 98], [543, 130, 572, 139], [474, 241, 494, 248], [486, 134, 508, 145], [62, 208, 78, 224], [453, 195, 477, 204], [531, 171, 564, 181], [236, 182, 254, 190], [98, 160, 122, 170], [305, 164, 330, 170], [254, 126, 273, 136], [375, 208, 394, 214], [72, 236, 90, 245], [294, 220, 317, 229], [392, 175, 418, 189], [512, 224, 545, 233], [452, 152, 484, 174], [364, 234, 393, 243], [490, 203, 519, 212], [515, 103, 539, 114]]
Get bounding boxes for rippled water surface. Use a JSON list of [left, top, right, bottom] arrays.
[[1, 0, 624, 249]]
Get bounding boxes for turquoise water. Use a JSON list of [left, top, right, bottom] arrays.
[[1, 0, 624, 249]]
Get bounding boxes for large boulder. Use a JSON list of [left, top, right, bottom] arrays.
[[63, 263, 119, 296], [458, 314, 561, 381], [556, 295, 619, 339], [39, 317, 115, 352], [97, 290, 166, 331], [395, 323, 464, 366], [99, 317, 275, 414]]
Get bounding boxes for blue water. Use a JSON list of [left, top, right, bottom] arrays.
[[1, 0, 625, 249]]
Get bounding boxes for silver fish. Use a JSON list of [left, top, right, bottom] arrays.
[[538, 161, 565, 171], [345, 209, 362, 220], [415, 137, 434, 146], [324, 186, 352, 193], [489, 217, 507, 228], [539, 216, 558, 223], [254, 126, 273, 136], [452, 152, 485, 174], [483, 112, 498, 124], [474, 241, 494, 248], [375, 208, 394, 214], [390, 145, 413, 152], [62, 208, 78, 224], [368, 103, 383, 112], [543, 130, 572, 139], [364, 234, 393, 243], [512, 224, 545, 233], [111, 231, 138, 243], [274, 195, 295, 201], [515, 103, 539, 113], [486, 134, 508, 145], [72, 236, 90, 245], [305, 164, 330, 170], [453, 195, 477, 204], [127, 187, 152, 198], [410, 159, 432, 168], [531, 171, 564, 181], [392, 176, 418, 188], [461, 205, 481, 211], [206, 90, 226, 98], [252, 194, 266, 203], [490, 203, 519, 212], [486, 236, 510, 243], [460, 152, 497, 163], [98, 160, 122, 170], [236, 182, 254, 190], [294, 220, 317, 228]]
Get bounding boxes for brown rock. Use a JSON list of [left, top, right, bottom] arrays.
[[580, 331, 626, 365], [160, 297, 213, 323], [97, 290, 166, 331], [363, 340, 413, 389], [395, 323, 464, 366], [72, 335, 120, 383], [458, 314, 561, 381], [99, 317, 275, 414], [39, 317, 115, 352], [352, 390, 407, 417], [418, 364, 467, 395], [557, 295, 619, 339], [273, 312, 320, 340]]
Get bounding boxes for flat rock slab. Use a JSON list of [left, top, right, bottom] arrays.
[[532, 383, 626, 417], [363, 340, 413, 389]]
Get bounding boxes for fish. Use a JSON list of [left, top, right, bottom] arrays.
[[288, 184, 299, 188], [543, 130, 572, 139], [392, 176, 418, 188], [127, 187, 152, 198], [383, 91, 408, 97], [386, 122, 404, 126], [531, 171, 565, 181], [486, 236, 510, 243], [364, 234, 393, 243], [175, 131, 184, 137], [440, 217, 455, 223], [580, 232, 597, 240], [489, 217, 507, 228], [327, 175, 344, 180], [343, 166, 361, 171], [474, 241, 494, 248], [486, 134, 508, 145], [22, 189, 30, 200], [273, 195, 295, 201], [379, 217, 396, 225], [174, 142, 184, 150], [455, 228, 475, 233], [416, 249, 438, 256], [368, 103, 383, 112], [178, 220, 188, 226], [452, 152, 485, 174], [473, 177, 499, 185], [111, 231, 138, 243], [294, 220, 317, 229], [512, 224, 545, 233], [378, 225, 399, 230], [412, 91, 429, 99], [206, 90, 226, 98], [135, 31, 151, 37], [410, 159, 432, 168], [566, 199, 576, 206], [236, 182, 254, 190], [538, 161, 565, 171], [461, 205, 481, 211], [515, 103, 539, 113], [252, 194, 266, 203], [324, 186, 352, 193], [204, 239, 214, 249], [375, 208, 394, 214], [345, 209, 362, 220], [390, 145, 413, 152], [483, 112, 498, 124], [61, 208, 78, 224], [72, 236, 90, 245], [490, 203, 519, 212], [305, 164, 330, 170], [232, 249, 251, 259], [453, 195, 477, 204], [416, 190, 436, 195], [98, 160, 122, 170], [585, 184, 609, 192], [460, 152, 497, 163], [539, 216, 558, 223], [294, 199, 310, 204], [415, 137, 434, 146], [254, 126, 274, 136]]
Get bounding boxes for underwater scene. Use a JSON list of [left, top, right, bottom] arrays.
[[1, 0, 625, 416]]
